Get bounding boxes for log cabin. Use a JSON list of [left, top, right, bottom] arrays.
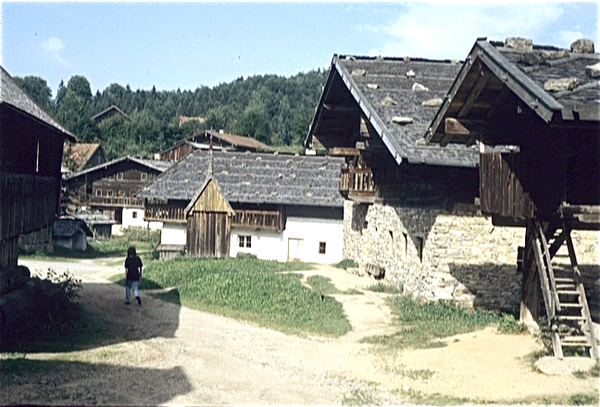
[[306, 54, 534, 311], [137, 149, 345, 263], [64, 156, 172, 230], [0, 66, 76, 269], [158, 129, 274, 162], [63, 142, 108, 173], [425, 37, 599, 359]]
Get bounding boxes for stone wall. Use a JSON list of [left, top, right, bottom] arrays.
[[344, 200, 600, 314]]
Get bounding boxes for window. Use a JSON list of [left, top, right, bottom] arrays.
[[96, 189, 102, 197], [319, 242, 326, 254], [132, 212, 138, 219], [118, 190, 125, 197], [238, 235, 252, 248], [107, 190, 113, 197], [141, 172, 148, 180], [416, 236, 424, 262], [117, 172, 124, 180]]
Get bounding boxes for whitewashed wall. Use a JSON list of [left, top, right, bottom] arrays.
[[230, 216, 344, 264], [160, 223, 187, 245], [123, 208, 162, 230]]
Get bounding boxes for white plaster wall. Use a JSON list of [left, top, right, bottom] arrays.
[[148, 221, 163, 231], [160, 223, 187, 245], [230, 217, 344, 264], [230, 228, 284, 261], [122, 208, 148, 229]]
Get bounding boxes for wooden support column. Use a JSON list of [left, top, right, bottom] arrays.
[[520, 224, 540, 323]]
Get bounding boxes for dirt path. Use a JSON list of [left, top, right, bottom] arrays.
[[3, 258, 598, 405]]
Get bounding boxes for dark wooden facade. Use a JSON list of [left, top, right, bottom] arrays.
[[0, 66, 75, 268], [65, 157, 169, 222]]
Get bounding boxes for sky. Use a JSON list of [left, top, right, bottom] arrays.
[[1, 1, 598, 97]]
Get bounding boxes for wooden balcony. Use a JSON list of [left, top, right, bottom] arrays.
[[340, 167, 377, 202], [89, 196, 144, 208], [145, 204, 186, 223], [232, 209, 281, 231]]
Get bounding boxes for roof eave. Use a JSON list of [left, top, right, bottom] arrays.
[[332, 55, 404, 165]]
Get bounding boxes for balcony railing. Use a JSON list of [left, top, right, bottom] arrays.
[[89, 196, 144, 207], [232, 209, 281, 231], [340, 167, 376, 201], [145, 204, 186, 223]]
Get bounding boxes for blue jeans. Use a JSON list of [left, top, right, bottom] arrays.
[[126, 280, 139, 303]]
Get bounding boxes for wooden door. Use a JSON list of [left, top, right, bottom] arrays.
[[287, 238, 304, 262]]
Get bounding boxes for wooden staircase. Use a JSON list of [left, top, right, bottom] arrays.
[[529, 220, 598, 360]]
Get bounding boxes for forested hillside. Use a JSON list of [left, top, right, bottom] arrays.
[[14, 70, 327, 159]]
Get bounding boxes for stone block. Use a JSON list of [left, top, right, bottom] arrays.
[[570, 38, 595, 54]]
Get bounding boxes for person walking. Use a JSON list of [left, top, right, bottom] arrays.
[[124, 246, 143, 306]]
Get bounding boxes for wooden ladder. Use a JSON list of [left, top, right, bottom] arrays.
[[530, 220, 598, 360]]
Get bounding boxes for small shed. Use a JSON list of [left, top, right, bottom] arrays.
[[53, 218, 92, 251], [184, 176, 234, 258]]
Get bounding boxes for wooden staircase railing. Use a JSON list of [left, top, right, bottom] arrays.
[[530, 219, 599, 360]]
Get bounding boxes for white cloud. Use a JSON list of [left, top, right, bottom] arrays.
[[368, 3, 565, 59], [41, 37, 73, 68]]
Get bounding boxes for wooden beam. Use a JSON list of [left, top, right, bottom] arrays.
[[458, 70, 490, 118], [329, 147, 360, 156], [444, 118, 471, 136], [323, 103, 356, 113]]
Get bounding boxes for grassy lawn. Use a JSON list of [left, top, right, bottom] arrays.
[[363, 295, 502, 350], [112, 257, 352, 337], [20, 229, 159, 263]]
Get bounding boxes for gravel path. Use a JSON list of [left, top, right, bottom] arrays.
[[3, 258, 597, 405], [5, 258, 407, 405]]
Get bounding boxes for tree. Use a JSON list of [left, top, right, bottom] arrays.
[[13, 76, 53, 111], [66, 75, 92, 102]]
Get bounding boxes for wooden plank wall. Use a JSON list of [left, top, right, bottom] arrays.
[[0, 174, 60, 240], [0, 236, 19, 269], [187, 212, 230, 258], [480, 152, 535, 220]]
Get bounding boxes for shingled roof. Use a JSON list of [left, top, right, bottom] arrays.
[[195, 130, 275, 152], [0, 66, 75, 141], [66, 156, 172, 181], [137, 150, 345, 208], [65, 143, 108, 172], [426, 37, 600, 144], [306, 55, 478, 167]]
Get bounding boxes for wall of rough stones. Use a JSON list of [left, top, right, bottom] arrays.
[[344, 200, 599, 314]]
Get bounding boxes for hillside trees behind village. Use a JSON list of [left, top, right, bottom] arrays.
[[13, 69, 327, 159]]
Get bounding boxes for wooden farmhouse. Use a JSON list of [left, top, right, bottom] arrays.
[[137, 150, 345, 263], [91, 105, 129, 124], [425, 37, 599, 359], [306, 54, 532, 311], [159, 129, 274, 162], [64, 156, 172, 230], [0, 66, 75, 269], [63, 142, 108, 173]]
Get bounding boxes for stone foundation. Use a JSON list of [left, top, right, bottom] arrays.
[[344, 200, 600, 314]]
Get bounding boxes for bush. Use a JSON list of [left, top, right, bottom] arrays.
[[497, 313, 528, 334], [366, 282, 403, 294], [4, 269, 82, 344], [336, 259, 358, 270]]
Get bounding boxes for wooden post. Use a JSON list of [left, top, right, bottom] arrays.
[[520, 224, 540, 323]]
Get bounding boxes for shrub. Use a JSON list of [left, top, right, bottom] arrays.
[[336, 258, 358, 270], [366, 281, 403, 294], [497, 313, 528, 334]]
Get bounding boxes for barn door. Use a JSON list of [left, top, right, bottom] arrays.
[[187, 212, 231, 258], [287, 238, 304, 262]]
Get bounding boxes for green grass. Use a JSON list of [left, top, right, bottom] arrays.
[[306, 275, 364, 296], [307, 275, 340, 294], [113, 257, 352, 337], [363, 295, 501, 350], [497, 313, 528, 334], [366, 281, 403, 294], [335, 258, 359, 270], [400, 388, 599, 406]]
